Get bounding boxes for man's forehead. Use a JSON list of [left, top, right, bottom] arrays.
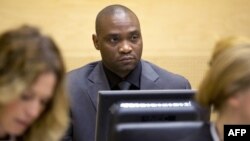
[[96, 6, 140, 35], [99, 19, 140, 36], [105, 28, 140, 36], [98, 5, 131, 17], [100, 11, 139, 27], [101, 10, 136, 21]]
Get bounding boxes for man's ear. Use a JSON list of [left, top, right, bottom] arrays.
[[92, 34, 100, 50]]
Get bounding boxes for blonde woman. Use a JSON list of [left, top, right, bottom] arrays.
[[209, 36, 250, 65], [198, 37, 250, 141], [0, 26, 69, 141], [209, 36, 250, 122], [181, 37, 250, 141]]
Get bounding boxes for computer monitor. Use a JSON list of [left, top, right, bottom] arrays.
[[109, 121, 206, 141], [95, 89, 210, 141], [109, 100, 199, 124]]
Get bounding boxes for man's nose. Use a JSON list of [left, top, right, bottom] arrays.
[[119, 41, 132, 53]]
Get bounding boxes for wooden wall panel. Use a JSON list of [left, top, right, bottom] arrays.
[[1, 0, 250, 88]]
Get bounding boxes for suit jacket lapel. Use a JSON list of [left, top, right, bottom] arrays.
[[140, 60, 160, 89], [86, 61, 161, 110], [87, 62, 110, 110]]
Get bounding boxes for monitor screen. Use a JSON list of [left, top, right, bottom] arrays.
[[95, 89, 210, 141]]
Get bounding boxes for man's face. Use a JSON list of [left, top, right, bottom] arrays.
[[93, 12, 143, 78]]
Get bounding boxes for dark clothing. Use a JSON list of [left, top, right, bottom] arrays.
[[103, 61, 141, 90], [63, 60, 191, 141]]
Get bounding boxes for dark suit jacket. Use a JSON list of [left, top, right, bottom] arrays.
[[64, 60, 191, 141]]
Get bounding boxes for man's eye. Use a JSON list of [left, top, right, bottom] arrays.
[[131, 34, 139, 41], [110, 37, 119, 43]]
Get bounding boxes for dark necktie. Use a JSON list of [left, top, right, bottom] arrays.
[[118, 81, 131, 90]]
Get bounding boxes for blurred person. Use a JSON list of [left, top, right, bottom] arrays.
[[0, 25, 69, 141], [209, 36, 250, 65], [209, 36, 250, 121], [65, 4, 191, 141], [182, 37, 250, 141]]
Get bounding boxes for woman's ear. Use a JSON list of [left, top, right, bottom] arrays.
[[92, 34, 100, 50], [227, 91, 244, 109], [228, 96, 240, 109]]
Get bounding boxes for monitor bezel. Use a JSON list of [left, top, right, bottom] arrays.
[[95, 89, 197, 141], [110, 121, 206, 141]]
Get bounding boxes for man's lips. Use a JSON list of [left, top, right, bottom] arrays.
[[119, 56, 135, 61]]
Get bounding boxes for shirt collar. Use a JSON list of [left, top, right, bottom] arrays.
[[103, 61, 141, 89]]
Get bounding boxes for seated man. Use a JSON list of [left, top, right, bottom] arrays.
[[65, 4, 191, 141]]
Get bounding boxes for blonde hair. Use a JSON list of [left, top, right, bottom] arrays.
[[210, 36, 250, 65], [197, 37, 250, 111], [0, 25, 69, 141]]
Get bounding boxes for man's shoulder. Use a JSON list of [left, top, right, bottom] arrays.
[[142, 60, 186, 79], [68, 61, 100, 75], [141, 60, 191, 88], [67, 61, 100, 81]]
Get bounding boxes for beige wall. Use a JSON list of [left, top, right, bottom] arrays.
[[1, 0, 250, 88]]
